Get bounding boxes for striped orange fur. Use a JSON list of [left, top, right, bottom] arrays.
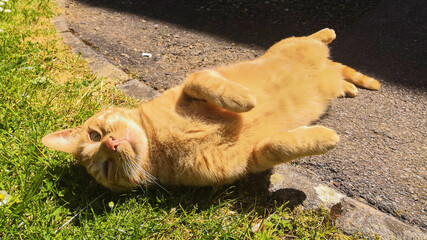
[[42, 29, 380, 191]]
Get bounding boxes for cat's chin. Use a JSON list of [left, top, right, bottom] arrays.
[[99, 171, 148, 192], [93, 161, 142, 192], [102, 181, 133, 192]]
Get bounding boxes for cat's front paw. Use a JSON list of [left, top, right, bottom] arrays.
[[306, 125, 340, 152], [219, 86, 257, 113], [290, 125, 339, 153], [183, 70, 257, 113]]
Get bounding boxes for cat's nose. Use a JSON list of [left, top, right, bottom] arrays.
[[106, 137, 121, 151]]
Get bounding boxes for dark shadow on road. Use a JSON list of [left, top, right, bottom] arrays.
[[331, 0, 427, 89], [72, 0, 426, 89], [72, 0, 381, 49]]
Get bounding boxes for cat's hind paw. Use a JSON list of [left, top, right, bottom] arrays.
[[340, 81, 358, 98], [310, 28, 336, 44]]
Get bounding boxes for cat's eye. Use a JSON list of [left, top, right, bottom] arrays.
[[89, 131, 102, 142]]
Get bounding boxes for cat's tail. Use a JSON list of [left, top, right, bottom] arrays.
[[334, 62, 381, 90]]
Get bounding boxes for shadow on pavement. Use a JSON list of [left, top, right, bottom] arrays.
[[331, 0, 427, 89], [271, 188, 307, 208], [72, 0, 381, 48], [73, 0, 426, 89]]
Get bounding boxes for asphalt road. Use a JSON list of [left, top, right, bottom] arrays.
[[62, 0, 426, 230]]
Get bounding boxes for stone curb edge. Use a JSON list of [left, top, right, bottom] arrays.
[[52, 1, 426, 240], [271, 165, 426, 239]]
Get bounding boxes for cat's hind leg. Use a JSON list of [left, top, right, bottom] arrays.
[[309, 28, 336, 45], [249, 126, 339, 172], [183, 70, 257, 113]]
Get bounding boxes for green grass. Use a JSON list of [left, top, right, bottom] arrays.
[[0, 0, 366, 239]]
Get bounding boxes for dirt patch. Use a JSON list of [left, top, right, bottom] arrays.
[[63, 0, 426, 230]]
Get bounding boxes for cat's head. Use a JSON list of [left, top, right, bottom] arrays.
[[42, 108, 150, 192]]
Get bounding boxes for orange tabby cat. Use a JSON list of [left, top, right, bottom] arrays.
[[42, 29, 380, 191]]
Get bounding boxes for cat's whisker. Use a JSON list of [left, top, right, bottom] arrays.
[[123, 160, 133, 178], [143, 171, 157, 183], [123, 156, 141, 179], [118, 157, 131, 179], [128, 160, 139, 177], [138, 168, 170, 194], [150, 180, 170, 194], [124, 156, 170, 194]]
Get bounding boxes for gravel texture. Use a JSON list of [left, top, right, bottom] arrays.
[[62, 0, 426, 230]]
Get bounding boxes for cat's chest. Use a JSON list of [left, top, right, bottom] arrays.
[[156, 109, 241, 151]]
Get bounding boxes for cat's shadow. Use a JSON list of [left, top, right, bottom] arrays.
[[47, 163, 306, 226]]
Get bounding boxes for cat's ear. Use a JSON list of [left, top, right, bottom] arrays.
[[42, 127, 82, 154]]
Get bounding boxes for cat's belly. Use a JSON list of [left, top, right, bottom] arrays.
[[152, 129, 255, 186]]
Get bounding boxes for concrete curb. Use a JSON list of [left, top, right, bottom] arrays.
[[271, 165, 426, 239], [53, 0, 160, 100], [52, 1, 426, 239]]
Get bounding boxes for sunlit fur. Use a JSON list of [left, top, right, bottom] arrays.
[[42, 29, 380, 191]]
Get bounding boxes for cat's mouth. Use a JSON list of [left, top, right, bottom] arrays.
[[101, 159, 130, 191], [103, 159, 119, 184], [99, 158, 144, 191], [103, 160, 110, 180], [102, 155, 141, 183]]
